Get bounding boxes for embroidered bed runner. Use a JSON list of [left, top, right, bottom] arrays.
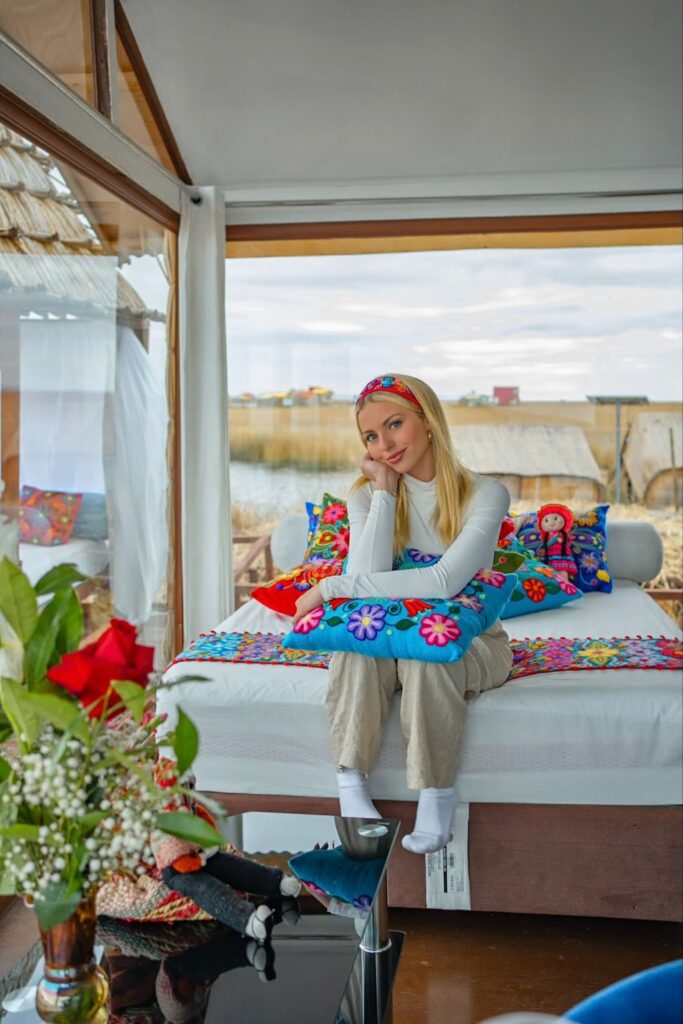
[[171, 631, 682, 679]]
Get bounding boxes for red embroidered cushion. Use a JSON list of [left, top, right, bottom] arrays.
[[17, 506, 59, 546], [252, 558, 344, 617], [20, 485, 83, 545]]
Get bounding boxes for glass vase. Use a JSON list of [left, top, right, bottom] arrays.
[[35, 893, 109, 1023]]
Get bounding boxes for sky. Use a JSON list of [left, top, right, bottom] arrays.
[[120, 244, 683, 403], [224, 245, 683, 402]]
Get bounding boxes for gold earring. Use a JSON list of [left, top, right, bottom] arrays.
[[427, 430, 433, 443]]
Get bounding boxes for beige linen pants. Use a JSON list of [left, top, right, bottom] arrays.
[[325, 621, 513, 790]]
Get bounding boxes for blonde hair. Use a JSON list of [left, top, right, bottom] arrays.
[[353, 373, 474, 556]]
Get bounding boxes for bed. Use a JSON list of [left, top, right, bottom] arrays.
[[160, 519, 682, 922]]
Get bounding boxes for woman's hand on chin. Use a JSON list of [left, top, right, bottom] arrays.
[[293, 583, 324, 625], [360, 454, 398, 495]]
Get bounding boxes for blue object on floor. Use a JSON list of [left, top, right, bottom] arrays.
[[565, 959, 682, 1024]]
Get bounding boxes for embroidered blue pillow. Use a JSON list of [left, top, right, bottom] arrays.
[[514, 504, 613, 594], [288, 848, 384, 909], [304, 500, 321, 554], [283, 569, 517, 664], [500, 557, 583, 619]]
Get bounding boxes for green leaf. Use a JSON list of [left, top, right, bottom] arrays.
[[0, 677, 41, 751], [173, 708, 199, 777], [112, 680, 146, 725], [157, 811, 223, 848], [79, 810, 107, 834], [325, 616, 343, 627], [0, 557, 37, 643], [0, 874, 16, 895], [33, 563, 88, 597], [0, 823, 41, 840], [33, 883, 82, 929], [394, 619, 415, 631], [23, 692, 88, 742], [24, 589, 74, 691], [510, 590, 523, 601], [546, 584, 559, 594], [54, 589, 84, 656], [0, 755, 11, 783]]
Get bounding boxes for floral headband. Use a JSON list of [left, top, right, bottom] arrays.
[[355, 375, 422, 409]]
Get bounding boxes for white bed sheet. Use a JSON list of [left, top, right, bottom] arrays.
[[20, 539, 109, 586], [160, 581, 682, 806]]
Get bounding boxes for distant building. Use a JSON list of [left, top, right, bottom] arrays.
[[622, 412, 682, 508], [493, 386, 520, 406], [451, 424, 604, 504], [460, 390, 494, 407]]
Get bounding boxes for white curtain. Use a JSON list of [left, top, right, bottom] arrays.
[[178, 187, 232, 641], [109, 326, 169, 625]]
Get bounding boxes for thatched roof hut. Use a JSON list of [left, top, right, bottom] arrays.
[[451, 424, 605, 505], [0, 124, 162, 322], [623, 412, 682, 509]]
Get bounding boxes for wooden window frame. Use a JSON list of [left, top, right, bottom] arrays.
[[112, 0, 192, 184]]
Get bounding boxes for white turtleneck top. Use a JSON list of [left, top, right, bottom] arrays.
[[319, 472, 510, 602]]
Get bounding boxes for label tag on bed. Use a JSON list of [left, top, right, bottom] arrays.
[[425, 802, 471, 910]]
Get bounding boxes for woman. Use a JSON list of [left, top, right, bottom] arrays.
[[293, 374, 513, 855]]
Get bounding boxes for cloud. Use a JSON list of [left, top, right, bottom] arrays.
[[222, 245, 682, 401]]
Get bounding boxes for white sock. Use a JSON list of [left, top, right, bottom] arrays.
[[401, 787, 456, 855], [336, 769, 381, 819], [279, 874, 301, 897], [244, 904, 273, 942]]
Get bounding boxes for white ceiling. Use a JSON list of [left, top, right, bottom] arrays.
[[122, 0, 682, 217]]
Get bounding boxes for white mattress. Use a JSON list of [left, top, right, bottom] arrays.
[[160, 580, 682, 807], [20, 538, 109, 586]]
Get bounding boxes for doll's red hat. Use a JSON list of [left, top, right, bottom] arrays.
[[537, 503, 573, 530]]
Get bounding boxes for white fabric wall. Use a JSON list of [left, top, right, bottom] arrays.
[[179, 187, 232, 640]]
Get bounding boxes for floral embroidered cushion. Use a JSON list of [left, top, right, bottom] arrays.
[[17, 506, 59, 546], [514, 504, 613, 593], [288, 847, 385, 909], [492, 544, 583, 618], [304, 492, 350, 563], [251, 558, 345, 616], [20, 485, 83, 545], [304, 500, 322, 555], [283, 569, 517, 664], [499, 557, 583, 619]]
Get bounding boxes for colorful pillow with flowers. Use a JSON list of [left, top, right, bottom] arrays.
[[283, 569, 517, 664], [20, 485, 82, 545], [251, 558, 345, 617], [288, 847, 383, 909], [499, 557, 583, 619], [304, 492, 350, 564], [514, 504, 612, 593], [304, 500, 322, 555], [17, 505, 59, 546]]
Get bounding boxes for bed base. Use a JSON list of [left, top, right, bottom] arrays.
[[206, 792, 682, 923]]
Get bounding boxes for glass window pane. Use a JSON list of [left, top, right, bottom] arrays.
[[0, 0, 95, 107], [225, 246, 682, 616], [115, 32, 176, 175], [0, 118, 176, 665]]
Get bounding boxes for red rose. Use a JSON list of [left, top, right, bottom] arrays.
[[47, 618, 154, 718]]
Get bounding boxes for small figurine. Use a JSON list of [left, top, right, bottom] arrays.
[[536, 503, 578, 581], [151, 765, 301, 943]]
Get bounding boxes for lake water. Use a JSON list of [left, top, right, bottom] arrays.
[[229, 462, 355, 517]]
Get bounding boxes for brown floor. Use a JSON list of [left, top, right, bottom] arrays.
[[2, 901, 681, 1023], [388, 908, 682, 1023]]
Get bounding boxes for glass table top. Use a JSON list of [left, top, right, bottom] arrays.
[[1, 812, 401, 1024]]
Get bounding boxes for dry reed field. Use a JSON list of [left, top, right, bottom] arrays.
[[229, 400, 681, 478]]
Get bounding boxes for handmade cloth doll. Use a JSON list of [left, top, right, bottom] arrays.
[[151, 764, 301, 943], [537, 502, 578, 581]]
